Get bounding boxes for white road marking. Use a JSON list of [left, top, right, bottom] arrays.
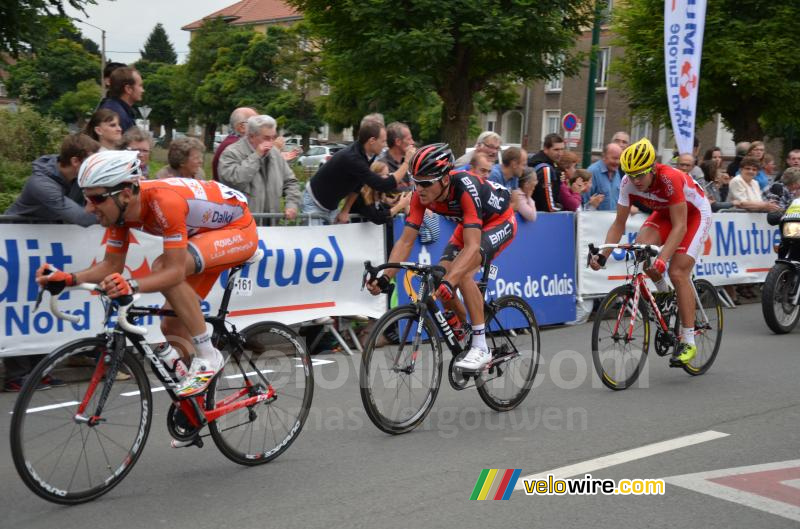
[[664, 459, 800, 523], [514, 430, 729, 490], [23, 401, 80, 414]]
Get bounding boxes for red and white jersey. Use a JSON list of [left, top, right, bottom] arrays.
[[618, 163, 711, 217]]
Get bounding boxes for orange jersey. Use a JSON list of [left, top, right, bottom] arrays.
[[106, 178, 252, 254]]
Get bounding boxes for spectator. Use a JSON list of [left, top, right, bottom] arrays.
[[469, 151, 493, 178], [488, 146, 526, 190], [154, 137, 206, 180], [558, 150, 579, 182], [274, 135, 301, 163], [744, 141, 769, 189], [512, 166, 537, 221], [5, 133, 99, 226], [302, 114, 407, 225], [702, 146, 724, 172], [93, 61, 126, 111], [121, 126, 153, 178], [212, 107, 258, 181], [351, 160, 412, 224], [611, 131, 630, 149], [581, 171, 603, 211], [98, 66, 143, 132], [763, 153, 778, 182], [378, 121, 415, 177], [3, 133, 100, 390], [560, 169, 589, 212], [677, 153, 700, 179], [454, 131, 502, 167], [779, 149, 800, 181], [529, 133, 565, 212], [727, 141, 751, 177], [728, 157, 781, 212], [218, 115, 301, 224], [585, 142, 623, 211], [83, 109, 122, 151], [700, 160, 734, 211]]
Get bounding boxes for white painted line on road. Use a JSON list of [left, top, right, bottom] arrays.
[[663, 459, 800, 523], [22, 401, 80, 414], [121, 386, 167, 397], [514, 430, 730, 490]]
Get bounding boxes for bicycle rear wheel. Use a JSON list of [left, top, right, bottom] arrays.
[[207, 322, 313, 465], [476, 295, 540, 411], [10, 337, 151, 504], [359, 305, 443, 434], [681, 279, 723, 375], [591, 285, 651, 390]]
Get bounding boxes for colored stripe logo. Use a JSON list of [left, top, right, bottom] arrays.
[[470, 469, 522, 500]]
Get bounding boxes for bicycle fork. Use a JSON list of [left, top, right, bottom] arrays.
[[74, 333, 126, 426]]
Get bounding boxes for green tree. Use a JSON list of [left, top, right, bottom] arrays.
[[614, 0, 800, 143], [0, 1, 98, 55], [142, 63, 185, 141], [288, 0, 594, 154], [51, 79, 102, 125], [6, 38, 100, 114], [140, 23, 177, 64]]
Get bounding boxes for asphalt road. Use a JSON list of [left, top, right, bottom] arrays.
[[1, 302, 798, 528]]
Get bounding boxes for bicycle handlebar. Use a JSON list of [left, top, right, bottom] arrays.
[[588, 243, 661, 256], [362, 261, 447, 291], [48, 283, 148, 336]]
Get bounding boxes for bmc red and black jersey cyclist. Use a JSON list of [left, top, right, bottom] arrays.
[[367, 143, 516, 372]]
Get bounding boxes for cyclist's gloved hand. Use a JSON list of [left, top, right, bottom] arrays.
[[436, 279, 455, 301], [652, 257, 667, 275], [367, 275, 393, 296], [589, 253, 606, 271], [102, 273, 134, 299], [36, 263, 76, 294]]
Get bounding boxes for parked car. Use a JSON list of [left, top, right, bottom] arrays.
[[213, 133, 227, 151], [297, 144, 346, 170], [283, 136, 321, 151]]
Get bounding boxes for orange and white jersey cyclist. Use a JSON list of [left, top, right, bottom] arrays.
[[35, 151, 259, 397], [589, 138, 711, 367], [367, 143, 516, 372]]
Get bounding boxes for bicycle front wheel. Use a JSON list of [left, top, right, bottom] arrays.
[[682, 279, 723, 375], [10, 337, 151, 504], [359, 305, 443, 435], [476, 295, 540, 411], [591, 285, 651, 390], [208, 322, 313, 465]]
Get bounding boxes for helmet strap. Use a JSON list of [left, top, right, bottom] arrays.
[[433, 179, 450, 202], [111, 192, 128, 227]]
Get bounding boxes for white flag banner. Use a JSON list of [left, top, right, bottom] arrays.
[[664, 0, 708, 156]]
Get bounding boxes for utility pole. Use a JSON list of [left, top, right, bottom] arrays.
[[582, 1, 604, 167], [75, 20, 107, 95]]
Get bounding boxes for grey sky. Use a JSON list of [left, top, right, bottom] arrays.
[[64, 0, 230, 64]]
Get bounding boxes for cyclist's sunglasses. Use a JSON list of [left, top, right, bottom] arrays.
[[627, 167, 654, 179], [85, 188, 125, 205], [411, 175, 444, 188]]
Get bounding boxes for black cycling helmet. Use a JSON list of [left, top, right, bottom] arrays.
[[409, 143, 454, 180]]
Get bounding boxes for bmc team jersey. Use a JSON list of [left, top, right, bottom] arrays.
[[105, 178, 258, 297], [618, 163, 712, 259], [406, 170, 516, 264]]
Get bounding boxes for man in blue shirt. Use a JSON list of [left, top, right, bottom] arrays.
[[99, 66, 143, 132], [585, 142, 623, 210], [488, 146, 526, 189]]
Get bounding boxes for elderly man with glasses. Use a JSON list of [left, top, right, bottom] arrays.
[[454, 131, 502, 168]]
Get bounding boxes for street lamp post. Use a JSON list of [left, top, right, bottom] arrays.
[[74, 19, 106, 95]]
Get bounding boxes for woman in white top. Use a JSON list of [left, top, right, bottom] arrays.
[[728, 156, 780, 212]]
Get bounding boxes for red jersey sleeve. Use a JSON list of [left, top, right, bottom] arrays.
[[104, 226, 130, 254], [404, 193, 426, 230]]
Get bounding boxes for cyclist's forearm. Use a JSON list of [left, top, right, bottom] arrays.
[[384, 238, 415, 279], [603, 221, 627, 257]]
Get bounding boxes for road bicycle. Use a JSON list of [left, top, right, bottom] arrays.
[[588, 243, 723, 390], [10, 250, 314, 504], [359, 260, 540, 434]]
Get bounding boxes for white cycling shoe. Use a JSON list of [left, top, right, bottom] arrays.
[[454, 346, 492, 372], [175, 353, 224, 398]]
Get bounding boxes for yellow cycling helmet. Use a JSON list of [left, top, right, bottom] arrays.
[[620, 138, 656, 176]]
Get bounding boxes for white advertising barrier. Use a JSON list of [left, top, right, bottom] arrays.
[[0, 223, 385, 357], [577, 211, 779, 297]]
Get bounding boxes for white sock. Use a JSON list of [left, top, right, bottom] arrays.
[[655, 278, 670, 292], [192, 331, 220, 361], [471, 324, 487, 352], [157, 344, 181, 368], [680, 326, 695, 345]]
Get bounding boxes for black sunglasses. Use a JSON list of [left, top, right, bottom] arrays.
[[411, 175, 444, 188], [85, 188, 124, 205]]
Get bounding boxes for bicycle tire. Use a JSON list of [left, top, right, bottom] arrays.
[[476, 295, 540, 411], [681, 279, 723, 375], [207, 321, 313, 465], [591, 285, 651, 390], [10, 337, 152, 504], [359, 305, 443, 435], [761, 263, 800, 334]]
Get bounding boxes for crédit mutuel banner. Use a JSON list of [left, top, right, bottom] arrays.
[[0, 223, 385, 356], [665, 0, 707, 156]]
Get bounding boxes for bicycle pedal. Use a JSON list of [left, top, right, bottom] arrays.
[[170, 436, 203, 449]]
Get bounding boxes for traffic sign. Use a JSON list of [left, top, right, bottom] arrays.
[[562, 113, 578, 132]]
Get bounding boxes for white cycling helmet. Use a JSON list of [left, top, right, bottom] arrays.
[[78, 150, 142, 189]]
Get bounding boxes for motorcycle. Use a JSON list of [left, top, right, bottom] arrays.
[[762, 197, 800, 333]]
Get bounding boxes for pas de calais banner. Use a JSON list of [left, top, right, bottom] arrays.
[[576, 211, 780, 297], [391, 213, 576, 326], [0, 223, 385, 357], [665, 0, 708, 156]]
